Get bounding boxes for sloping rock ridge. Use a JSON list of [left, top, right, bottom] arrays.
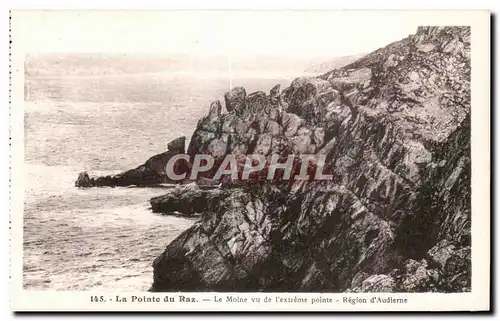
[[75, 137, 190, 187], [147, 26, 471, 292]]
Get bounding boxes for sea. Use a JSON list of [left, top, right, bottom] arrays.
[[23, 68, 312, 291]]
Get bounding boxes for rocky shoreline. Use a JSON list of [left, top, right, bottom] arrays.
[[75, 136, 190, 188], [76, 26, 471, 292]]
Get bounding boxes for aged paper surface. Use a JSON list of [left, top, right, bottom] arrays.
[[10, 10, 490, 311]]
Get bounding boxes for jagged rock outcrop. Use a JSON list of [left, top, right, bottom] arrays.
[[150, 26, 471, 292], [186, 77, 339, 177], [75, 136, 189, 187]]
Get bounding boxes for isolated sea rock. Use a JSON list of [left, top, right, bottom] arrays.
[[188, 79, 340, 165], [149, 26, 471, 292], [75, 136, 188, 187]]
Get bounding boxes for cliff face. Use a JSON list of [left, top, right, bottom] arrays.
[[148, 26, 471, 292]]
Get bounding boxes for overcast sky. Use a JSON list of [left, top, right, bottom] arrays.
[[14, 10, 421, 58]]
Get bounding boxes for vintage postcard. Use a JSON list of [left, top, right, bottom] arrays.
[[10, 10, 490, 312]]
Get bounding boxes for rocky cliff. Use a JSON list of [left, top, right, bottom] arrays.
[[132, 27, 472, 292]]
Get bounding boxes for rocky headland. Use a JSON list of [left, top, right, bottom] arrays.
[[77, 26, 472, 293], [75, 136, 190, 187]]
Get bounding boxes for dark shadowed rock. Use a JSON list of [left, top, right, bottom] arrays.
[[224, 87, 246, 114], [150, 182, 395, 292], [167, 136, 186, 152], [208, 100, 222, 119], [269, 84, 281, 105], [348, 275, 397, 292], [75, 171, 93, 188], [75, 137, 188, 187], [148, 26, 472, 293]]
